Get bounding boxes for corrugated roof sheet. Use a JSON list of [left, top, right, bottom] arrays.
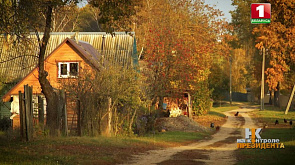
[[0, 32, 136, 83]]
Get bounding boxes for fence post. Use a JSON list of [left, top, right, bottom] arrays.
[[60, 90, 67, 136], [24, 85, 33, 141], [187, 93, 193, 118], [19, 91, 26, 141], [106, 97, 112, 136], [77, 99, 82, 136], [38, 96, 44, 129]]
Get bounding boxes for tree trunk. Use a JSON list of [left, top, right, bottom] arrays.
[[274, 82, 280, 107], [38, 5, 59, 136], [129, 109, 137, 133], [106, 97, 112, 136], [38, 96, 44, 128], [269, 90, 273, 105], [187, 92, 193, 118], [157, 96, 164, 117]]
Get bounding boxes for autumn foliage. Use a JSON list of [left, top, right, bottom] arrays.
[[253, 0, 295, 90], [134, 0, 227, 113]]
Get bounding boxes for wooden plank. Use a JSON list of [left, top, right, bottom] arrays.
[[38, 96, 44, 128], [24, 85, 33, 141], [24, 85, 30, 141], [59, 90, 68, 136], [29, 86, 34, 139], [77, 99, 82, 136], [106, 97, 112, 137], [19, 91, 26, 141]]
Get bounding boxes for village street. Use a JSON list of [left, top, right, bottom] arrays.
[[125, 106, 259, 165]]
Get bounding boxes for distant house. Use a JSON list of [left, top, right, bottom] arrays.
[[0, 32, 138, 129]]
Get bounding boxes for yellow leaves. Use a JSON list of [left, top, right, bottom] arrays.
[[255, 42, 264, 49], [252, 0, 295, 89]]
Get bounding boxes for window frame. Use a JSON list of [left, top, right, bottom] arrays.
[[57, 62, 79, 78]]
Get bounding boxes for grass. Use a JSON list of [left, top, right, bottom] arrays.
[[252, 105, 295, 124], [140, 131, 209, 143], [236, 128, 295, 165], [0, 131, 210, 165], [236, 105, 295, 165], [193, 101, 242, 128], [208, 101, 241, 117]]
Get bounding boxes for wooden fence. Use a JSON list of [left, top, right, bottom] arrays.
[[19, 85, 33, 141], [19, 85, 67, 141]]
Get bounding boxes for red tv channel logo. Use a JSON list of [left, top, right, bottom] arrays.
[[251, 3, 271, 24]]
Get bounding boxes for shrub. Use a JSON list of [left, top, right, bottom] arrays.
[[193, 82, 213, 116], [0, 117, 11, 131]]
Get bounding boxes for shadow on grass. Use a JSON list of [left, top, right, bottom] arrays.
[[208, 111, 226, 118]]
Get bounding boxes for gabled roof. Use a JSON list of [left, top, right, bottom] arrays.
[[1, 38, 102, 102], [0, 32, 137, 83], [66, 38, 102, 70]]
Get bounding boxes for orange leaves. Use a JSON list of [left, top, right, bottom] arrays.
[[265, 67, 284, 91], [137, 0, 228, 98], [252, 0, 295, 90]]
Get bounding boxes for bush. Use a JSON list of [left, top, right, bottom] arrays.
[[193, 82, 213, 116], [0, 117, 11, 131]]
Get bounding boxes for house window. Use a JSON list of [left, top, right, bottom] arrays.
[[58, 62, 79, 78]]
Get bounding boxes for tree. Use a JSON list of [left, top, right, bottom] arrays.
[[62, 62, 144, 136], [253, 0, 295, 106], [1, 0, 143, 136], [76, 4, 102, 31], [230, 0, 260, 99], [51, 2, 80, 32], [0, 0, 80, 136], [88, 0, 143, 31], [135, 0, 226, 114], [231, 0, 295, 106]]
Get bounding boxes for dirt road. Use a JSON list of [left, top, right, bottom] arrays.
[[124, 106, 258, 165]]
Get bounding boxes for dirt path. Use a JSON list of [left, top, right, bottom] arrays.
[[124, 106, 258, 165]]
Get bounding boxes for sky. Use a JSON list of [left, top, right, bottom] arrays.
[[204, 0, 236, 22], [78, 0, 236, 22]]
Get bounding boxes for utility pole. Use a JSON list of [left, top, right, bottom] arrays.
[[230, 55, 232, 106], [261, 47, 265, 111]]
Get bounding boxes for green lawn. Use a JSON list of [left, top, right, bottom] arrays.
[[0, 131, 210, 165], [253, 105, 295, 124], [236, 105, 295, 165], [236, 128, 295, 165], [209, 101, 241, 117]]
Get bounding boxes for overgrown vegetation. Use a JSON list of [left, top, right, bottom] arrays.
[[193, 82, 213, 115], [0, 117, 11, 131], [61, 61, 150, 136]]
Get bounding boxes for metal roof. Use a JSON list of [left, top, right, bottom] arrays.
[[0, 32, 137, 83]]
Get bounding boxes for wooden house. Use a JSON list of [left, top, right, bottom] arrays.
[[0, 32, 138, 130]]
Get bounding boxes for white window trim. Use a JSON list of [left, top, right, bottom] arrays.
[[58, 62, 79, 78]]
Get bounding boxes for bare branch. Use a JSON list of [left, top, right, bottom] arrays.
[[0, 55, 39, 64]]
